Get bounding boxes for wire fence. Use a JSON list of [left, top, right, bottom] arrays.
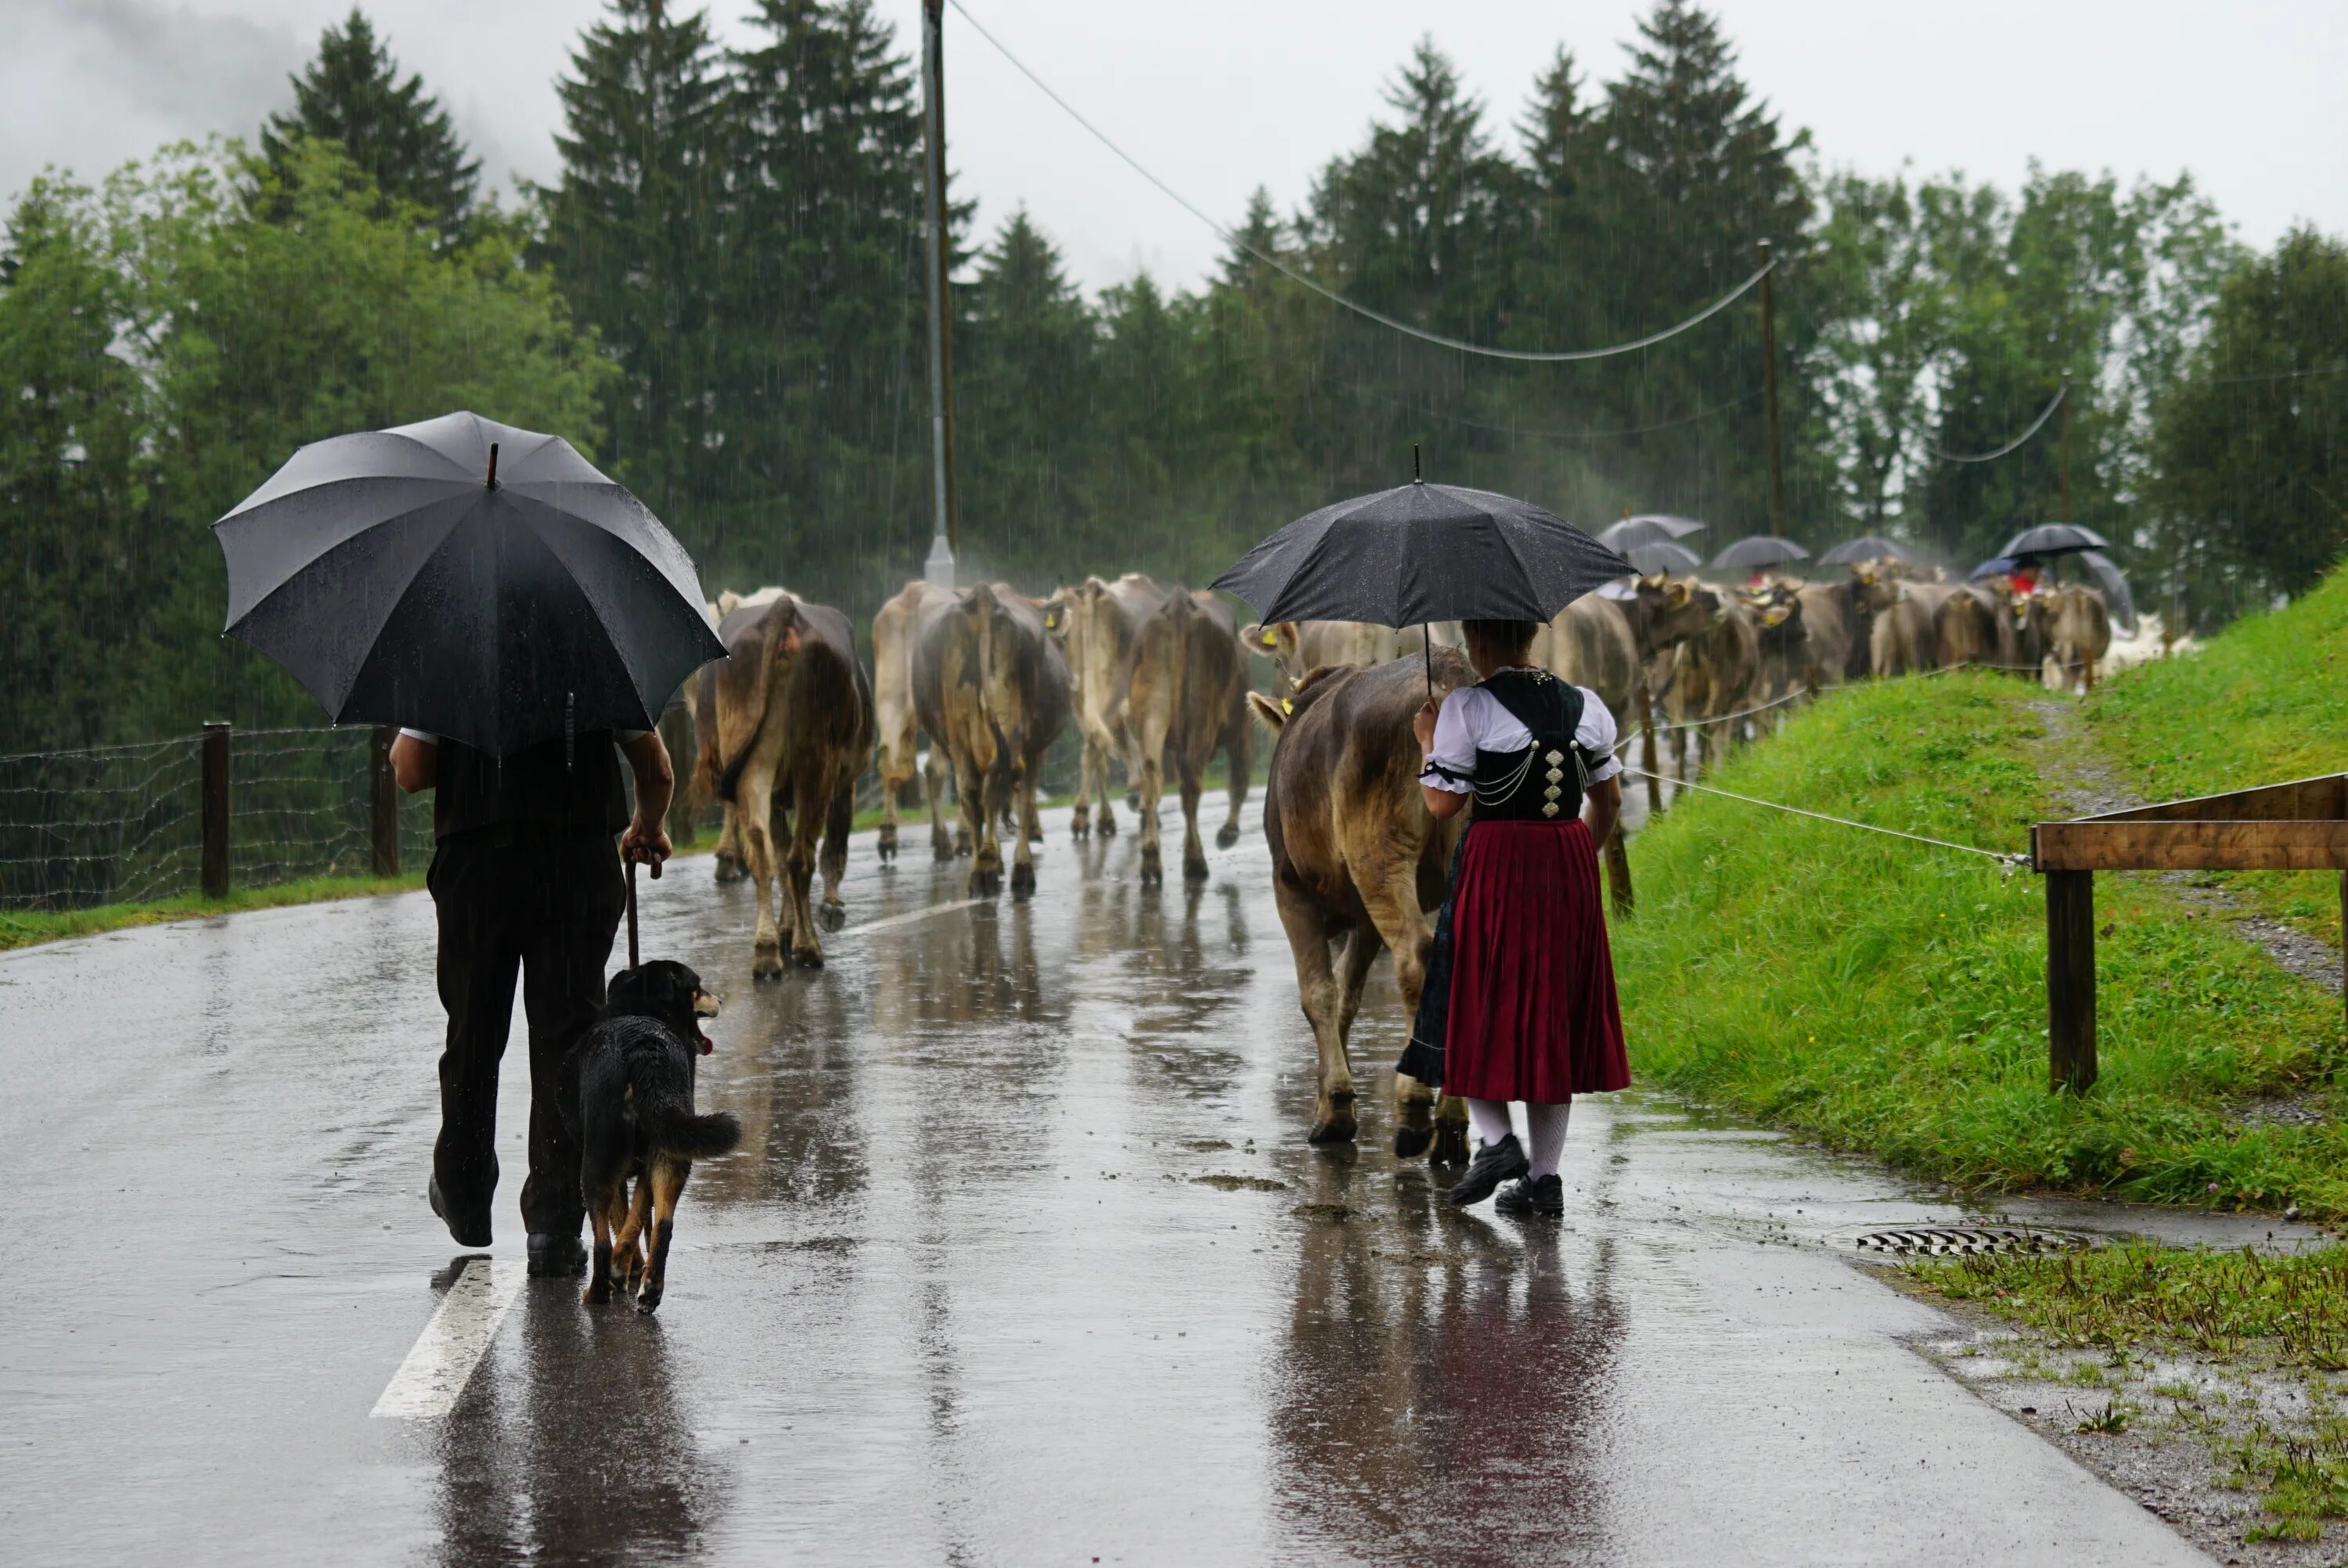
[[0, 727, 433, 912]]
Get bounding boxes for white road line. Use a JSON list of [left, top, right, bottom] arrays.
[[831, 897, 989, 939], [370, 1257, 523, 1419]]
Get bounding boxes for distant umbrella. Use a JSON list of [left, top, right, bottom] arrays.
[[1624, 539, 1705, 577], [2000, 522, 2109, 557], [214, 411, 726, 757], [2079, 550, 2137, 634], [1598, 513, 1707, 554], [1708, 535, 1811, 573], [1968, 556, 2021, 581], [1820, 534, 1920, 566]]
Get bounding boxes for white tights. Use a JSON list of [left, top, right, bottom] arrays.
[[1465, 1098, 1572, 1178]]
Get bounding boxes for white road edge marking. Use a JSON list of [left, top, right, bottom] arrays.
[[370, 1257, 524, 1419], [831, 897, 989, 939]]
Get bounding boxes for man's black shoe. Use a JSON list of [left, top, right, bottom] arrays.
[[1446, 1133, 1529, 1207], [428, 1175, 492, 1248], [1496, 1173, 1565, 1217], [528, 1232, 588, 1278]]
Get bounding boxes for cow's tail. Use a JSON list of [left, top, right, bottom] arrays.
[[627, 1053, 742, 1161], [715, 607, 795, 804], [690, 664, 726, 807]]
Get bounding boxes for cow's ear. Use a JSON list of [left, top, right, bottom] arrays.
[[1275, 622, 1298, 656], [1666, 581, 1689, 607]]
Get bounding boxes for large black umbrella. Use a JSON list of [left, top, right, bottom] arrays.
[[1597, 513, 1707, 554], [1624, 539, 1704, 577], [1709, 535, 1811, 574], [1819, 534, 1919, 566], [2000, 522, 2108, 557], [215, 411, 726, 756], [1212, 479, 1629, 628]]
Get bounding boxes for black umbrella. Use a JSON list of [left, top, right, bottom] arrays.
[[1597, 513, 1707, 554], [1212, 475, 1630, 696], [215, 411, 726, 757], [1709, 535, 1811, 574], [1969, 556, 2021, 582], [1624, 539, 1704, 577], [1999, 522, 2108, 557], [2078, 550, 2137, 634], [1819, 534, 1919, 566]]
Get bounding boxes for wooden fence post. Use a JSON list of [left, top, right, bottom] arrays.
[[1604, 828, 1635, 916], [369, 726, 401, 877], [659, 697, 697, 847], [2046, 869, 2097, 1093], [200, 721, 232, 899], [1638, 684, 1662, 815]]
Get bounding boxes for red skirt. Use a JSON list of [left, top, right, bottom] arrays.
[[1436, 818, 1630, 1102]]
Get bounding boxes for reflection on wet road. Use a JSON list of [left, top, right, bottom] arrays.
[[1, 801, 2212, 1564]]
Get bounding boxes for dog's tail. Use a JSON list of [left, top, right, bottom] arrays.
[[628, 1057, 744, 1161]]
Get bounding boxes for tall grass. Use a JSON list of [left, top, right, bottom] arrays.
[[1614, 672, 2348, 1214]]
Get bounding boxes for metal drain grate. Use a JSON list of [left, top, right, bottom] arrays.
[[1834, 1225, 2090, 1258]]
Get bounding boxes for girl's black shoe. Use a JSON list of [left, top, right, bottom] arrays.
[[1446, 1134, 1529, 1207], [1496, 1173, 1565, 1217]]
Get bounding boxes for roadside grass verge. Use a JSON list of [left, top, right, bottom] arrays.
[[1910, 1242, 2348, 1537], [0, 871, 426, 953], [2085, 562, 2348, 944], [1614, 671, 2348, 1215]]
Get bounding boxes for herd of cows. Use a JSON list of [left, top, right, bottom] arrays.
[[679, 560, 2118, 1160]]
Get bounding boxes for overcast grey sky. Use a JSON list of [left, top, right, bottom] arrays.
[[8, 0, 2343, 294]]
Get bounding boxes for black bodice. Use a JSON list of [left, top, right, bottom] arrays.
[[1468, 668, 1590, 823]]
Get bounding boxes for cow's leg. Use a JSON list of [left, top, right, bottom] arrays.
[[1072, 737, 1099, 840], [963, 753, 1002, 897], [1177, 747, 1209, 883], [817, 761, 852, 932], [714, 801, 745, 881], [877, 746, 902, 861], [1135, 713, 1172, 886], [924, 747, 956, 860], [1097, 732, 1124, 836], [1356, 851, 1467, 1163], [1275, 882, 1366, 1145], [740, 766, 786, 978], [782, 764, 828, 969], [1011, 753, 1042, 895], [1216, 716, 1251, 848]]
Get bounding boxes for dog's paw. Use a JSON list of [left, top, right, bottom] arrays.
[[635, 1289, 662, 1315], [583, 1281, 612, 1306]]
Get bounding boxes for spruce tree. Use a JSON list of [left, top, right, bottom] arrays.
[[539, 0, 729, 552], [259, 7, 479, 240]]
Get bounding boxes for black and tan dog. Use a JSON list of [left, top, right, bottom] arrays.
[[577, 960, 740, 1313]]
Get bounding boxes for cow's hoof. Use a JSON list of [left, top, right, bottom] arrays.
[[1183, 855, 1210, 883], [1393, 1123, 1433, 1159], [971, 867, 1003, 897], [1215, 822, 1241, 848], [1125, 791, 1140, 811], [1071, 818, 1090, 841], [818, 903, 846, 933], [1307, 1113, 1359, 1146], [1010, 861, 1036, 895], [1431, 1122, 1471, 1167], [932, 839, 955, 862], [1098, 814, 1118, 837], [791, 946, 824, 970], [877, 825, 898, 858], [714, 856, 745, 883], [1139, 848, 1162, 886], [752, 942, 784, 980]]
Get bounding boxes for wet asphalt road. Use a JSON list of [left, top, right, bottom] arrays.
[[2, 796, 2230, 1566]]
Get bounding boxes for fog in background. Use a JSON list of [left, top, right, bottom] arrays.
[[7, 0, 2343, 293]]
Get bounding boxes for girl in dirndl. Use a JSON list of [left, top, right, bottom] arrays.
[[1397, 618, 1631, 1215]]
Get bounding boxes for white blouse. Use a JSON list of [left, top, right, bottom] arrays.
[[1419, 673, 1622, 794]]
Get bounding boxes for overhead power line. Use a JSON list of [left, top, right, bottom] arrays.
[[946, 0, 1777, 364], [1932, 384, 2066, 464]]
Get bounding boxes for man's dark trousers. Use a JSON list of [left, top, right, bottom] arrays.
[[428, 827, 627, 1239]]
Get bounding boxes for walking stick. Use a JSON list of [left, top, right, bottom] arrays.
[[627, 858, 639, 970]]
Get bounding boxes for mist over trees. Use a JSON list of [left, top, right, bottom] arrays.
[[2, 0, 2341, 750]]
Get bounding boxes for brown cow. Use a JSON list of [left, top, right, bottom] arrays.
[[1743, 581, 1810, 706], [1866, 576, 1939, 677], [697, 592, 876, 974], [2051, 585, 2112, 691], [1529, 595, 1640, 717], [913, 583, 1072, 896], [1251, 651, 1473, 1161], [1126, 588, 1252, 885], [1043, 573, 1164, 839], [697, 588, 785, 880], [1241, 620, 1461, 698], [1794, 581, 1862, 690], [1664, 592, 1761, 780], [872, 580, 959, 861]]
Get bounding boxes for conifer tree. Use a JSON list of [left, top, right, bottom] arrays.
[[259, 7, 479, 240]]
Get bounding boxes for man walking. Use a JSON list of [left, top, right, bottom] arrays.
[[391, 725, 674, 1275]]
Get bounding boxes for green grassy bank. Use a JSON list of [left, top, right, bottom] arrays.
[[1614, 671, 2348, 1215], [2086, 563, 2348, 944], [0, 871, 427, 954]]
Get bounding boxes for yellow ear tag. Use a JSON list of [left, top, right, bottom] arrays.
[[1280, 697, 1294, 714], [1262, 631, 1279, 647]]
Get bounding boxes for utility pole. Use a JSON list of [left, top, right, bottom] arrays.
[[1756, 239, 1786, 539], [2058, 367, 2073, 523], [920, 0, 959, 588]]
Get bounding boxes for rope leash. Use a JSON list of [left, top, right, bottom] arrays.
[[1621, 684, 1812, 740]]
